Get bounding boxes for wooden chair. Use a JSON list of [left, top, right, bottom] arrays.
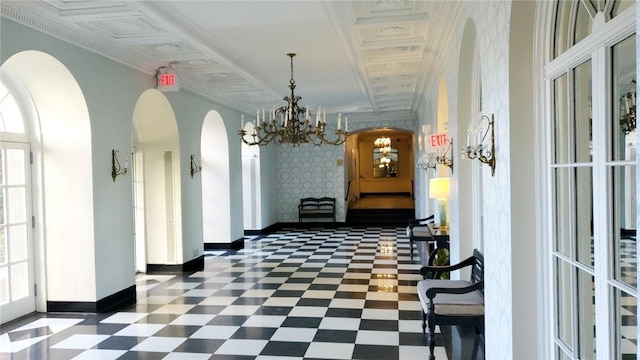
[[406, 215, 434, 262], [417, 249, 484, 360]]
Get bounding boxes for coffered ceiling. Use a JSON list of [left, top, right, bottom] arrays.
[[1, 1, 460, 117]]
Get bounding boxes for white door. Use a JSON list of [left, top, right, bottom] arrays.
[[0, 142, 35, 323]]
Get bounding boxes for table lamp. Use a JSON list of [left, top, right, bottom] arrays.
[[429, 177, 450, 229]]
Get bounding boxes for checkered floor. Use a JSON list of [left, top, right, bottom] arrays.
[[0, 227, 481, 359]]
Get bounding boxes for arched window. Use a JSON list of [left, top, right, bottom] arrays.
[[543, 1, 636, 358]]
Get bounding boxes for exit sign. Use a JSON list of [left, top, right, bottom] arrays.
[[427, 132, 449, 151], [156, 70, 179, 92]]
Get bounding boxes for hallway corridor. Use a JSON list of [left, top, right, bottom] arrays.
[[0, 227, 483, 359]]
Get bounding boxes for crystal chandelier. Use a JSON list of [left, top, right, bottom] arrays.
[[238, 53, 348, 146]]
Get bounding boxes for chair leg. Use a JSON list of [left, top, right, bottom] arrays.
[[421, 310, 427, 333], [427, 322, 436, 360]]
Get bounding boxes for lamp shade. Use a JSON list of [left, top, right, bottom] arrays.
[[429, 177, 450, 199]]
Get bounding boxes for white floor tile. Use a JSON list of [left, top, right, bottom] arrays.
[[355, 330, 399, 346], [304, 342, 354, 359], [130, 336, 186, 352], [162, 352, 213, 360], [318, 317, 361, 331], [169, 314, 215, 326], [51, 334, 110, 349], [101, 312, 148, 324], [270, 327, 317, 342], [288, 306, 327, 317], [214, 339, 268, 356], [72, 349, 127, 359], [242, 315, 286, 328], [190, 325, 239, 340], [114, 323, 165, 337]]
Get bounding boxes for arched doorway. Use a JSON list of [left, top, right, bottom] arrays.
[[345, 128, 415, 226], [1, 51, 93, 322], [201, 111, 233, 247], [132, 90, 182, 271]]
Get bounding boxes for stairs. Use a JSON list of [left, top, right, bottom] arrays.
[[346, 208, 415, 227]]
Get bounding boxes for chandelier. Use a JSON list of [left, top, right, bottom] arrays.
[[238, 53, 348, 146]]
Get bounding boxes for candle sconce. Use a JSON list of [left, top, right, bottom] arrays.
[[463, 114, 496, 176], [111, 149, 128, 182], [620, 80, 636, 135], [435, 138, 454, 173], [190, 155, 202, 178], [417, 153, 436, 171]]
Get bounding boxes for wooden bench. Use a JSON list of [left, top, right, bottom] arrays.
[[417, 249, 484, 360], [298, 197, 336, 223]]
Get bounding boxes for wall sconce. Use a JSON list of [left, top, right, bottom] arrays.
[[190, 154, 202, 178], [620, 80, 636, 135], [417, 153, 436, 171], [429, 177, 450, 229], [111, 149, 128, 182], [463, 113, 496, 176], [435, 138, 454, 173]]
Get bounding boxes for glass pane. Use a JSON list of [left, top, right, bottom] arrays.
[[10, 261, 28, 300], [556, 257, 573, 349], [7, 187, 26, 224], [0, 92, 25, 134], [612, 165, 637, 288], [0, 148, 4, 185], [6, 149, 25, 186], [554, 168, 571, 256], [0, 266, 8, 305], [574, 60, 592, 163], [554, 0, 572, 58], [612, 34, 636, 160], [0, 188, 4, 226], [577, 270, 596, 359], [576, 167, 594, 267], [0, 227, 5, 264], [612, 287, 637, 359], [554, 74, 569, 164], [574, 3, 592, 45], [611, 0, 635, 18], [9, 224, 27, 262]]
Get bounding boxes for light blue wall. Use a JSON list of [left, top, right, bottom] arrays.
[[0, 18, 246, 300]]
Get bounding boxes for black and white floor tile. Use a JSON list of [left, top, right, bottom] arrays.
[[1, 227, 484, 360]]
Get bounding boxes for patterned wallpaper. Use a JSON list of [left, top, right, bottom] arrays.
[[418, 2, 514, 358], [276, 117, 417, 223]]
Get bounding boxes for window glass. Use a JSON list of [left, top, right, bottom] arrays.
[[554, 0, 572, 58], [611, 0, 634, 18], [554, 75, 569, 164], [554, 167, 571, 256], [556, 258, 573, 350], [574, 3, 592, 45], [577, 271, 596, 359], [573, 60, 592, 163], [612, 287, 637, 359]]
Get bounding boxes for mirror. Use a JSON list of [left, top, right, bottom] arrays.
[[373, 137, 398, 177]]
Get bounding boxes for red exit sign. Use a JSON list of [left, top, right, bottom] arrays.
[[157, 70, 179, 92], [429, 133, 449, 148]]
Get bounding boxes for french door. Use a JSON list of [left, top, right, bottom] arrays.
[[0, 141, 35, 323], [548, 20, 636, 360]]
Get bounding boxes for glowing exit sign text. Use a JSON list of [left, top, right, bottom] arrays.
[[156, 69, 180, 92]]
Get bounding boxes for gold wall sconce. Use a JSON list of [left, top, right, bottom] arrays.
[[190, 155, 202, 177], [111, 149, 128, 182], [463, 114, 496, 176]]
